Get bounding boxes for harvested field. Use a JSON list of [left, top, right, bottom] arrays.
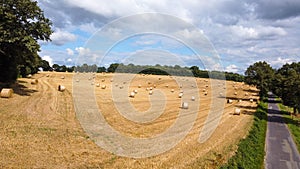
[[0, 72, 259, 168]]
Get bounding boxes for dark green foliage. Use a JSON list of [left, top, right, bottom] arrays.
[[273, 62, 300, 114], [245, 61, 275, 97], [107, 63, 120, 73], [75, 64, 97, 72], [39, 59, 52, 71], [0, 0, 52, 82], [139, 68, 169, 75], [97, 66, 106, 73], [220, 101, 268, 169]]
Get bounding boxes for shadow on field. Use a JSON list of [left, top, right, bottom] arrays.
[[235, 105, 257, 110], [243, 88, 258, 93], [11, 80, 38, 96]]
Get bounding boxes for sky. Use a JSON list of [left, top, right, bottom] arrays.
[[37, 0, 300, 74]]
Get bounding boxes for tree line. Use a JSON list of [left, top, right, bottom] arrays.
[[68, 63, 244, 82], [245, 61, 300, 114]]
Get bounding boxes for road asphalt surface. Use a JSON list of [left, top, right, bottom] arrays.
[[265, 95, 300, 169]]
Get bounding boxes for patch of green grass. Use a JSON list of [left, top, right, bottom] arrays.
[[220, 101, 268, 169], [278, 103, 300, 152]]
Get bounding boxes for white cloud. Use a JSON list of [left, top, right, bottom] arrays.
[[225, 64, 239, 73], [75, 47, 91, 56], [50, 29, 77, 46], [42, 55, 53, 66], [231, 25, 287, 40], [75, 47, 101, 64], [67, 58, 72, 62], [66, 48, 74, 55], [37, 0, 300, 72], [79, 23, 99, 34], [269, 57, 296, 68]]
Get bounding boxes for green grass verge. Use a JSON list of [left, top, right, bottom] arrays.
[[278, 102, 300, 152], [220, 101, 268, 169]]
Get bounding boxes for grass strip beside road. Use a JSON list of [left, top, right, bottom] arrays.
[[220, 101, 268, 169], [278, 103, 300, 152]]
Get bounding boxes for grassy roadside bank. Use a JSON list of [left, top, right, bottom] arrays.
[[220, 101, 268, 169], [278, 102, 300, 152]]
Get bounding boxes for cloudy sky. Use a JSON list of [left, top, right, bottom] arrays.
[[37, 0, 300, 74]]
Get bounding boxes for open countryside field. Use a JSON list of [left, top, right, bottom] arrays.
[[0, 72, 259, 168]]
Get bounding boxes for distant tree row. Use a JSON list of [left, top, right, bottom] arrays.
[[105, 63, 244, 82], [48, 63, 244, 82], [245, 61, 300, 114]]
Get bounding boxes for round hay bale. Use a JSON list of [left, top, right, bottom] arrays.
[[31, 79, 38, 84], [96, 83, 100, 87], [234, 92, 238, 95], [61, 76, 65, 79], [101, 85, 106, 89], [115, 83, 119, 87], [149, 90, 153, 95], [146, 87, 149, 91], [191, 96, 195, 101], [165, 84, 169, 88], [238, 99, 242, 102], [219, 92, 223, 97], [76, 79, 79, 82], [245, 92, 249, 96], [91, 82, 94, 85], [178, 93, 183, 98], [179, 84, 182, 88], [182, 102, 188, 109], [119, 86, 123, 89], [46, 74, 50, 77], [138, 84, 142, 88], [204, 91, 208, 95], [110, 79, 113, 82], [202, 89, 206, 92], [58, 85, 65, 92], [101, 79, 105, 82], [147, 81, 151, 85], [27, 74, 32, 78], [0, 88, 13, 98], [158, 77, 162, 80], [205, 85, 209, 88], [227, 99, 233, 104], [149, 87, 153, 90], [233, 108, 241, 115], [153, 84, 156, 88], [133, 89, 138, 93], [129, 92, 135, 98], [171, 89, 175, 93], [250, 99, 254, 103]]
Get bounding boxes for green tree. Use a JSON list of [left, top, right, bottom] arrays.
[[273, 62, 300, 114], [39, 59, 52, 71], [245, 61, 275, 97], [52, 64, 60, 71], [107, 63, 119, 73], [0, 0, 52, 83], [97, 66, 106, 73]]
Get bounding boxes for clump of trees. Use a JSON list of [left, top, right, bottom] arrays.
[[245, 61, 300, 114], [0, 0, 52, 83]]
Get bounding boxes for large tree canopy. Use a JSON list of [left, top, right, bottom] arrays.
[[245, 61, 275, 98], [273, 62, 300, 114], [0, 0, 52, 83]]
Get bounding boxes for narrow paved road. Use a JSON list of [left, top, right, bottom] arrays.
[[265, 95, 300, 169]]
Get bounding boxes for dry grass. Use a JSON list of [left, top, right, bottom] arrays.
[[0, 72, 259, 168]]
